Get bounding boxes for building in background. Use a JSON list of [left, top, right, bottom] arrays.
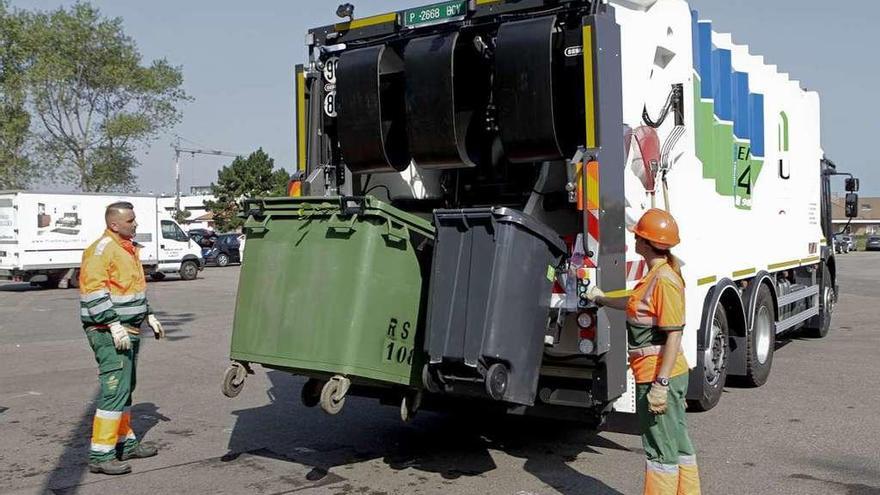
[[832, 195, 880, 235], [158, 193, 216, 231], [189, 185, 213, 196]]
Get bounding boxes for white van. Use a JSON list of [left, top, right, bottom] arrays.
[[0, 191, 204, 288]]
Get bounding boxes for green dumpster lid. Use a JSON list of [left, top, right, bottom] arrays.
[[244, 196, 435, 239]]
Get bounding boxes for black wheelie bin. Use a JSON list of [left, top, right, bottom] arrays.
[[422, 207, 567, 406]]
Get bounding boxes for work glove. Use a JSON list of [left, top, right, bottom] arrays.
[[147, 314, 165, 340], [585, 285, 605, 303], [108, 321, 132, 351], [647, 383, 668, 415]]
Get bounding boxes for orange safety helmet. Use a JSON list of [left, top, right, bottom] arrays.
[[633, 208, 680, 249]]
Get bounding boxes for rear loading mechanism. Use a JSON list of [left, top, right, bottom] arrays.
[[285, 0, 630, 418], [327, 6, 592, 188]]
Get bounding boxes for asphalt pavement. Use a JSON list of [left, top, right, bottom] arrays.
[[1, 254, 878, 495]]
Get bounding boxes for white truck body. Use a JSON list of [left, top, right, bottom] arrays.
[[0, 191, 203, 285]]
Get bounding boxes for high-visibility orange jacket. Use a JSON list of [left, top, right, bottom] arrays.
[[79, 229, 151, 330], [625, 259, 689, 383]]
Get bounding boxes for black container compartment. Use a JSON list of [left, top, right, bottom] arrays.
[[404, 31, 492, 170], [494, 15, 586, 163], [337, 44, 410, 173], [424, 207, 567, 406]]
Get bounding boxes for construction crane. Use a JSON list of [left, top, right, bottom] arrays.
[[171, 138, 241, 212]]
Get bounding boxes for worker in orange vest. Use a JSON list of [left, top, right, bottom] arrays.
[[79, 202, 165, 475], [587, 208, 701, 495]]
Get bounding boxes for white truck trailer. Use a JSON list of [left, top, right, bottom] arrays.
[[0, 191, 204, 288], [234, 0, 860, 421]]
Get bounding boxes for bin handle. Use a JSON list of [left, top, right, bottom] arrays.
[[384, 217, 409, 241], [246, 215, 271, 234], [340, 196, 367, 216], [327, 213, 357, 233]]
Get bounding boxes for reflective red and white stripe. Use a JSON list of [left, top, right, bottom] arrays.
[[626, 260, 648, 283]]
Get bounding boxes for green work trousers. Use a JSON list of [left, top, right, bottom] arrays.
[[86, 329, 140, 462], [636, 373, 701, 494]]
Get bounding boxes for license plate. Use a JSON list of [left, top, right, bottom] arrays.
[[402, 0, 467, 29]]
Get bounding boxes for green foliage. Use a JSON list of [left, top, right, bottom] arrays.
[[3, 2, 189, 191], [172, 208, 191, 224], [0, 2, 35, 189], [205, 149, 290, 232]]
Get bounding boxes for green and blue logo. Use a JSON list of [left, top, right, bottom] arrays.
[[691, 11, 766, 210]]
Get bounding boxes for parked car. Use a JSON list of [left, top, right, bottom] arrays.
[[832, 233, 855, 254], [866, 235, 880, 252], [839, 234, 855, 253], [203, 233, 241, 267], [832, 234, 845, 254], [188, 229, 217, 249]]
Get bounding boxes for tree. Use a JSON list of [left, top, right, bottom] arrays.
[[205, 148, 290, 232], [24, 3, 189, 192], [172, 208, 191, 224], [0, 2, 36, 189]]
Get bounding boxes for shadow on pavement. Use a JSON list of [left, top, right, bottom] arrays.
[[0, 283, 41, 292], [225, 370, 627, 495], [150, 311, 195, 342], [38, 399, 169, 492]]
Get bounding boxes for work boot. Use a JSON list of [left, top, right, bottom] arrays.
[[88, 459, 132, 475], [119, 443, 158, 461]]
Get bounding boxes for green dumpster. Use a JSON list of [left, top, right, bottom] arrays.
[[222, 196, 434, 417]]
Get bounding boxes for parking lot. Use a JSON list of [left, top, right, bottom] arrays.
[[1, 254, 879, 495]]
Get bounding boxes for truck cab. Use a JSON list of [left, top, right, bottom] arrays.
[[151, 218, 204, 281]]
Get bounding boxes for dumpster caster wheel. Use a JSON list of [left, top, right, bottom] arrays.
[[320, 376, 350, 415], [400, 392, 422, 423], [301, 378, 323, 408], [485, 363, 508, 401], [222, 363, 247, 398], [422, 365, 442, 394]]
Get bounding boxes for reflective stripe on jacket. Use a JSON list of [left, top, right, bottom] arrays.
[[79, 229, 151, 329]]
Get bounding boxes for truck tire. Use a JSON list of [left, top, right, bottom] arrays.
[[743, 285, 775, 387], [150, 272, 166, 282], [804, 264, 833, 338], [179, 260, 199, 281], [688, 303, 729, 412]]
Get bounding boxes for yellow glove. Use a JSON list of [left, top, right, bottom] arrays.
[[108, 321, 132, 351], [585, 285, 605, 302], [147, 314, 165, 340], [647, 383, 668, 415]]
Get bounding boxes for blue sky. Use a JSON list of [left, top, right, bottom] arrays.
[[11, 0, 879, 196]]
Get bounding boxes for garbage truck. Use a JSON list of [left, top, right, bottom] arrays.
[[224, 0, 860, 423]]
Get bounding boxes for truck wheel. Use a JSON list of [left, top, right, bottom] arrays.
[[300, 378, 322, 408], [688, 304, 729, 411], [485, 363, 509, 401], [150, 272, 166, 282], [222, 363, 247, 398], [744, 285, 775, 387], [805, 265, 833, 338], [179, 261, 198, 281], [216, 253, 230, 267]]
